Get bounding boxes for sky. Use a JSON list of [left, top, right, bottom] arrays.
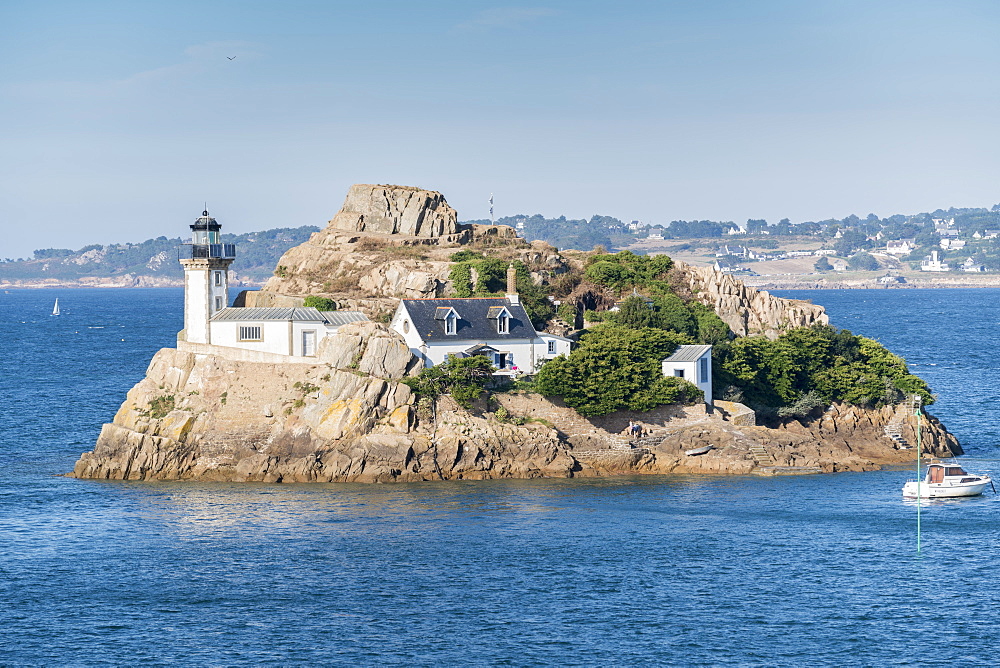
[[3, 0, 1000, 259]]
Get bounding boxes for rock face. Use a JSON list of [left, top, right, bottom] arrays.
[[329, 184, 460, 237], [69, 323, 577, 483], [70, 321, 960, 482], [679, 263, 828, 338], [251, 184, 567, 315]]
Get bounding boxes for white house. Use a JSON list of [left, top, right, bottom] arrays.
[[962, 258, 986, 273], [920, 250, 950, 272], [390, 296, 572, 376], [390, 264, 572, 375], [661, 344, 713, 406], [940, 238, 966, 250], [886, 239, 916, 256]]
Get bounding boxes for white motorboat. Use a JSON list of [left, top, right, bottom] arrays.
[[902, 462, 994, 498]]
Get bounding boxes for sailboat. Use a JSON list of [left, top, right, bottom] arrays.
[[51, 298, 60, 316]]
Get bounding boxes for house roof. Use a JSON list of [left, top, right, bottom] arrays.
[[662, 344, 712, 363], [464, 343, 499, 355], [400, 298, 536, 341], [211, 307, 368, 325]]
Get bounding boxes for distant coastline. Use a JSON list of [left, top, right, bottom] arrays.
[[5, 275, 998, 290], [0, 277, 263, 289], [744, 275, 1000, 290]]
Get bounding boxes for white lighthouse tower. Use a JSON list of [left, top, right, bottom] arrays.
[[179, 209, 236, 344]]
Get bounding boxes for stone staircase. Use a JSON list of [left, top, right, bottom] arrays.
[[883, 394, 922, 450], [749, 444, 775, 466]]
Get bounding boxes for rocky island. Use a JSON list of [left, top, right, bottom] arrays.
[[70, 185, 960, 483]]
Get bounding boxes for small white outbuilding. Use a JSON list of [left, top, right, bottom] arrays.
[[661, 344, 713, 406]]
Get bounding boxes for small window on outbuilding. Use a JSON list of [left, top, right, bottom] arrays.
[[403, 319, 410, 333], [674, 369, 685, 378], [547, 340, 556, 354], [239, 326, 263, 341], [699, 357, 709, 383]]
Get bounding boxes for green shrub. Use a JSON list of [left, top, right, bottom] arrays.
[[303, 295, 337, 310], [557, 303, 577, 325], [402, 355, 495, 409], [449, 263, 473, 297], [536, 325, 699, 417]]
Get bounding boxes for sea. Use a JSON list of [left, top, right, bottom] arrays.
[[2, 287, 999, 666]]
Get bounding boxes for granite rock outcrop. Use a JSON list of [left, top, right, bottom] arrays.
[[679, 263, 828, 338]]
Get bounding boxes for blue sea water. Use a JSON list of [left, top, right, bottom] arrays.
[[2, 287, 1000, 666]]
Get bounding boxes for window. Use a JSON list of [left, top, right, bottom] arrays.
[[215, 296, 223, 311], [699, 357, 709, 383], [445, 313, 457, 335], [497, 313, 509, 334], [214, 271, 223, 286], [402, 319, 410, 333], [673, 369, 685, 378], [239, 326, 262, 341], [547, 340, 556, 354], [495, 352, 511, 369]]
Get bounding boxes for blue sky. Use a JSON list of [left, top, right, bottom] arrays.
[[3, 1, 1000, 258]]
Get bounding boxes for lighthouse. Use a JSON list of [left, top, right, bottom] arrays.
[[179, 209, 236, 344]]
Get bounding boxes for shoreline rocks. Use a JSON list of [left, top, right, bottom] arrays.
[[69, 323, 961, 483]]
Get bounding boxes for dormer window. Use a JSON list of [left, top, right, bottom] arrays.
[[434, 306, 460, 335], [487, 305, 513, 334]]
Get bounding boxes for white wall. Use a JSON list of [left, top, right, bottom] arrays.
[[208, 320, 339, 357], [182, 262, 231, 344], [662, 352, 713, 405], [183, 268, 211, 343]]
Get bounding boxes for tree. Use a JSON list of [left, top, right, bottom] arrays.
[[536, 325, 701, 416], [814, 257, 833, 272], [402, 355, 495, 409], [715, 324, 932, 411], [847, 252, 879, 271]]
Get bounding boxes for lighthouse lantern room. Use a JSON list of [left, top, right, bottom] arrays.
[[179, 209, 236, 344]]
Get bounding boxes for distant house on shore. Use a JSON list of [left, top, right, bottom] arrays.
[[886, 239, 916, 256], [920, 250, 950, 272], [661, 345, 713, 406], [962, 258, 986, 273]]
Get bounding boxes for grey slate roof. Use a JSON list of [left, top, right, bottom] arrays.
[[319, 311, 369, 326], [211, 307, 368, 325], [662, 344, 712, 363], [400, 298, 536, 341]]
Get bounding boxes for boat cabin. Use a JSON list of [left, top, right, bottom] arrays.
[[926, 464, 975, 483]]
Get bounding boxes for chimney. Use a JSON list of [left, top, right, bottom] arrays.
[[506, 262, 519, 305]]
